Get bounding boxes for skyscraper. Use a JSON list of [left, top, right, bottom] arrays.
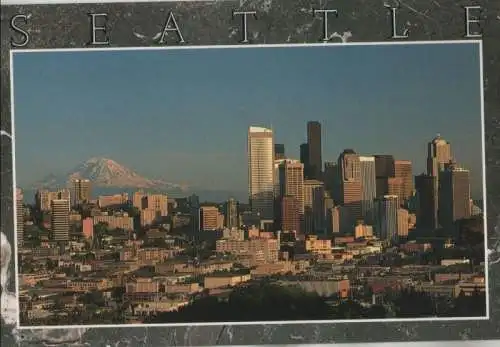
[[395, 160, 414, 201], [51, 199, 70, 242], [359, 156, 377, 223], [307, 121, 322, 180], [439, 165, 472, 227], [323, 161, 341, 204], [281, 196, 302, 233], [16, 188, 24, 247], [387, 177, 404, 204], [248, 126, 275, 220], [327, 206, 341, 234], [71, 179, 91, 206], [304, 180, 325, 234], [274, 144, 285, 160], [397, 208, 410, 238], [415, 173, 439, 230], [374, 195, 399, 242], [427, 134, 452, 177], [278, 159, 304, 233], [190, 194, 201, 232], [225, 198, 239, 228], [374, 155, 395, 197], [300, 143, 309, 178], [338, 149, 362, 226]]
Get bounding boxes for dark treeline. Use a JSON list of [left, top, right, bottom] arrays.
[[143, 283, 486, 323]]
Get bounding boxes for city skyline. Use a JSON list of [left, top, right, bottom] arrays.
[[13, 43, 483, 197]]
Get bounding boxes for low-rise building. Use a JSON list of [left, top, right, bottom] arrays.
[[66, 278, 112, 292], [204, 273, 251, 289]]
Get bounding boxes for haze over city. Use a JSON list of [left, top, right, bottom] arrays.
[[13, 43, 483, 198]]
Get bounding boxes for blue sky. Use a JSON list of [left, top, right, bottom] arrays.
[[13, 43, 483, 197]]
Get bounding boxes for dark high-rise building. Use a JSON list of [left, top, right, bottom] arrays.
[[415, 174, 438, 230], [374, 155, 395, 197], [307, 121, 322, 180], [224, 198, 239, 228], [189, 194, 200, 232], [359, 156, 377, 223], [300, 143, 309, 177], [323, 162, 340, 204], [274, 144, 285, 160], [439, 165, 471, 227], [374, 195, 399, 242]]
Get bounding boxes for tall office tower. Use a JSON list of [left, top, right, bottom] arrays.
[[415, 174, 439, 230], [327, 206, 341, 234], [189, 194, 201, 232], [274, 144, 285, 160], [248, 126, 275, 220], [323, 161, 341, 203], [395, 160, 414, 201], [273, 158, 286, 228], [71, 179, 91, 206], [374, 195, 399, 242], [387, 177, 404, 204], [16, 188, 24, 247], [323, 191, 334, 219], [427, 134, 452, 177], [300, 143, 309, 178], [278, 159, 304, 211], [51, 199, 70, 242], [397, 208, 409, 238], [225, 198, 239, 228], [199, 206, 219, 231], [359, 156, 377, 223], [439, 165, 472, 227], [307, 121, 322, 180], [304, 180, 325, 234], [36, 189, 71, 211], [281, 195, 302, 232], [338, 149, 362, 226], [189, 194, 200, 208], [278, 159, 304, 233], [374, 155, 395, 197], [273, 159, 287, 197]]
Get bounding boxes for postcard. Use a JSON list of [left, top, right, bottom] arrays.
[[1, 0, 499, 346]]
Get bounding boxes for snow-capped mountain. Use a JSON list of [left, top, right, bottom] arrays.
[[32, 157, 187, 190]]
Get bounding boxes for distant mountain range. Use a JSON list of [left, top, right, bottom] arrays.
[[25, 157, 246, 203], [31, 157, 187, 191]]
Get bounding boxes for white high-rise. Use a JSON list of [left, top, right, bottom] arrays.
[[248, 126, 275, 220]]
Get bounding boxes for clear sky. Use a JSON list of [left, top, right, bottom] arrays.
[[13, 43, 483, 197]]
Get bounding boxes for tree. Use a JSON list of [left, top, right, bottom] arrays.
[[393, 289, 436, 317]]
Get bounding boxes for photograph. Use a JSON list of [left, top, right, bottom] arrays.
[[11, 42, 487, 327]]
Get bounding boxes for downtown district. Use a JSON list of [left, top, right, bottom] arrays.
[[17, 121, 486, 325]]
